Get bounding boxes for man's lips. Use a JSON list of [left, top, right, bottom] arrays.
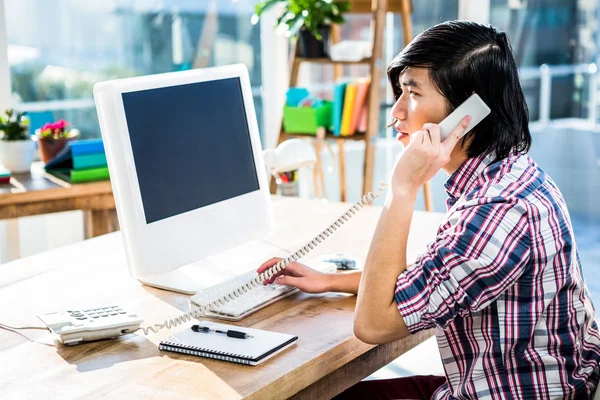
[[394, 123, 409, 139]]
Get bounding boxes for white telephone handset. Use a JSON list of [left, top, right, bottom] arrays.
[[438, 93, 491, 141], [140, 94, 491, 335]]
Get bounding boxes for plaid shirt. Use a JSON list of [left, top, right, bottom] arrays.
[[394, 150, 600, 399]]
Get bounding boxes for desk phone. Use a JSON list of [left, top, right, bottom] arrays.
[[38, 306, 143, 345]]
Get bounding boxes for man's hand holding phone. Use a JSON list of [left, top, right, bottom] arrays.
[[390, 115, 471, 198]]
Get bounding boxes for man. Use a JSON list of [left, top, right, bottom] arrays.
[[259, 21, 600, 399]]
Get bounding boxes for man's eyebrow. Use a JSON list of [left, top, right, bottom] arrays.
[[400, 79, 422, 89]]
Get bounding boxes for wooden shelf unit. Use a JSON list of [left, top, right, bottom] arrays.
[[270, 0, 432, 210]]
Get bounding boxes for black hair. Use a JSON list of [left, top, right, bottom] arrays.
[[387, 20, 531, 161]]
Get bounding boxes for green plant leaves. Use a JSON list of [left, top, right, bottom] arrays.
[[254, 0, 286, 16], [0, 109, 29, 141], [253, 0, 350, 39]]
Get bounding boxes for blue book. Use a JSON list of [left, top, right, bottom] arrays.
[[45, 139, 106, 170], [70, 139, 104, 156], [332, 81, 348, 136]]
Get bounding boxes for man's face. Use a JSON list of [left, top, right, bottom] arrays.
[[390, 67, 450, 146]]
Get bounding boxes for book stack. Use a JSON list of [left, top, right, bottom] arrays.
[[332, 77, 370, 136], [0, 166, 10, 184], [44, 139, 109, 183]]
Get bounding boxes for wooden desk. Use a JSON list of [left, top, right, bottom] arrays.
[[0, 163, 117, 239], [0, 197, 443, 400]]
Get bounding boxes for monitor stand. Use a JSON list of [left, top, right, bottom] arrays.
[[137, 239, 289, 295]]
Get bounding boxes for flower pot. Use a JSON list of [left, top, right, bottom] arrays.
[[298, 25, 331, 58], [38, 137, 75, 164], [0, 139, 35, 173]]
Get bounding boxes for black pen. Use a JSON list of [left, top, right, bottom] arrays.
[[191, 324, 253, 339]]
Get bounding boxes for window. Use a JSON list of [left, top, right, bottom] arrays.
[[6, 0, 264, 139], [491, 0, 600, 301], [491, 0, 598, 120]]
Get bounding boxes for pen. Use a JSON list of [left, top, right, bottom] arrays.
[[191, 324, 253, 339]]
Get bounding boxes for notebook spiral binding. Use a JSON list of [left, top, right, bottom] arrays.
[[160, 340, 247, 358], [140, 181, 389, 335], [159, 342, 253, 365]]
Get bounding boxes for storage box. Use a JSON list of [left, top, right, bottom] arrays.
[[283, 101, 332, 134]]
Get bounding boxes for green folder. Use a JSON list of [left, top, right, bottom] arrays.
[[47, 166, 110, 183]]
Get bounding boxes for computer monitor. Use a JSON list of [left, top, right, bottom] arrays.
[[93, 64, 274, 294]]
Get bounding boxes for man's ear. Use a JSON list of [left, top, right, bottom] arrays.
[[458, 131, 474, 151]]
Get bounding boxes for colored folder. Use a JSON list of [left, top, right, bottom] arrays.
[[45, 139, 109, 184], [70, 139, 105, 156], [349, 79, 370, 135], [358, 106, 368, 133], [332, 80, 348, 136], [46, 166, 110, 184], [45, 139, 107, 170], [340, 82, 357, 136]]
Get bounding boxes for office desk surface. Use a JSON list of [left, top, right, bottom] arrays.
[[0, 196, 444, 400]]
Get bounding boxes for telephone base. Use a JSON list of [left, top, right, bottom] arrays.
[[137, 239, 288, 295]]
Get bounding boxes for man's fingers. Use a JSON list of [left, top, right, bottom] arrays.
[[442, 115, 471, 153], [257, 257, 281, 274], [258, 257, 284, 284], [259, 260, 304, 284], [275, 275, 298, 287], [423, 128, 432, 144], [422, 123, 440, 147], [410, 129, 424, 144]]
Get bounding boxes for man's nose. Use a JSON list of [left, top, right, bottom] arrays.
[[391, 97, 407, 121]]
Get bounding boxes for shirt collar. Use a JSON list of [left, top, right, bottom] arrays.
[[444, 151, 495, 201]]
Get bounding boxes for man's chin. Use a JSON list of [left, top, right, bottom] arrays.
[[398, 134, 411, 146]]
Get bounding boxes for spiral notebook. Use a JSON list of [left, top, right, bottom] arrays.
[[158, 321, 298, 366]]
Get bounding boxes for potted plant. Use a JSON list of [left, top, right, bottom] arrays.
[[0, 109, 34, 173], [253, 0, 350, 58], [35, 119, 80, 164]]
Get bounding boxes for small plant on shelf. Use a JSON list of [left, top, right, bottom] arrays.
[[35, 119, 80, 164], [0, 109, 35, 173], [0, 109, 29, 141], [252, 0, 351, 57], [36, 119, 79, 140]]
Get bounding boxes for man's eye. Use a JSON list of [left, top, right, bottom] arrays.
[[408, 90, 418, 96]]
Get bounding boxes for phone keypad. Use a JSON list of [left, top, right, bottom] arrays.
[[67, 306, 128, 321]]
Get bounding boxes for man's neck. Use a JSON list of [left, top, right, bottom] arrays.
[[442, 145, 469, 175]]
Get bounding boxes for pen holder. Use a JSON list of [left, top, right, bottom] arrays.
[[279, 181, 299, 197]]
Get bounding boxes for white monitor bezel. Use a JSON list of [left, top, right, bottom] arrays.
[[93, 64, 273, 279]]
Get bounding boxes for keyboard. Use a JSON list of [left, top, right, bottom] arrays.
[[190, 260, 337, 321], [38, 305, 143, 345]]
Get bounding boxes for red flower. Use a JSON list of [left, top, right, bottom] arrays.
[[54, 119, 68, 130]]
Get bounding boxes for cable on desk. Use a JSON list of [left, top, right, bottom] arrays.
[[0, 322, 48, 330], [0, 323, 55, 347]]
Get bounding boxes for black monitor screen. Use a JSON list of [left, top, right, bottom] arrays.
[[122, 77, 260, 224]]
